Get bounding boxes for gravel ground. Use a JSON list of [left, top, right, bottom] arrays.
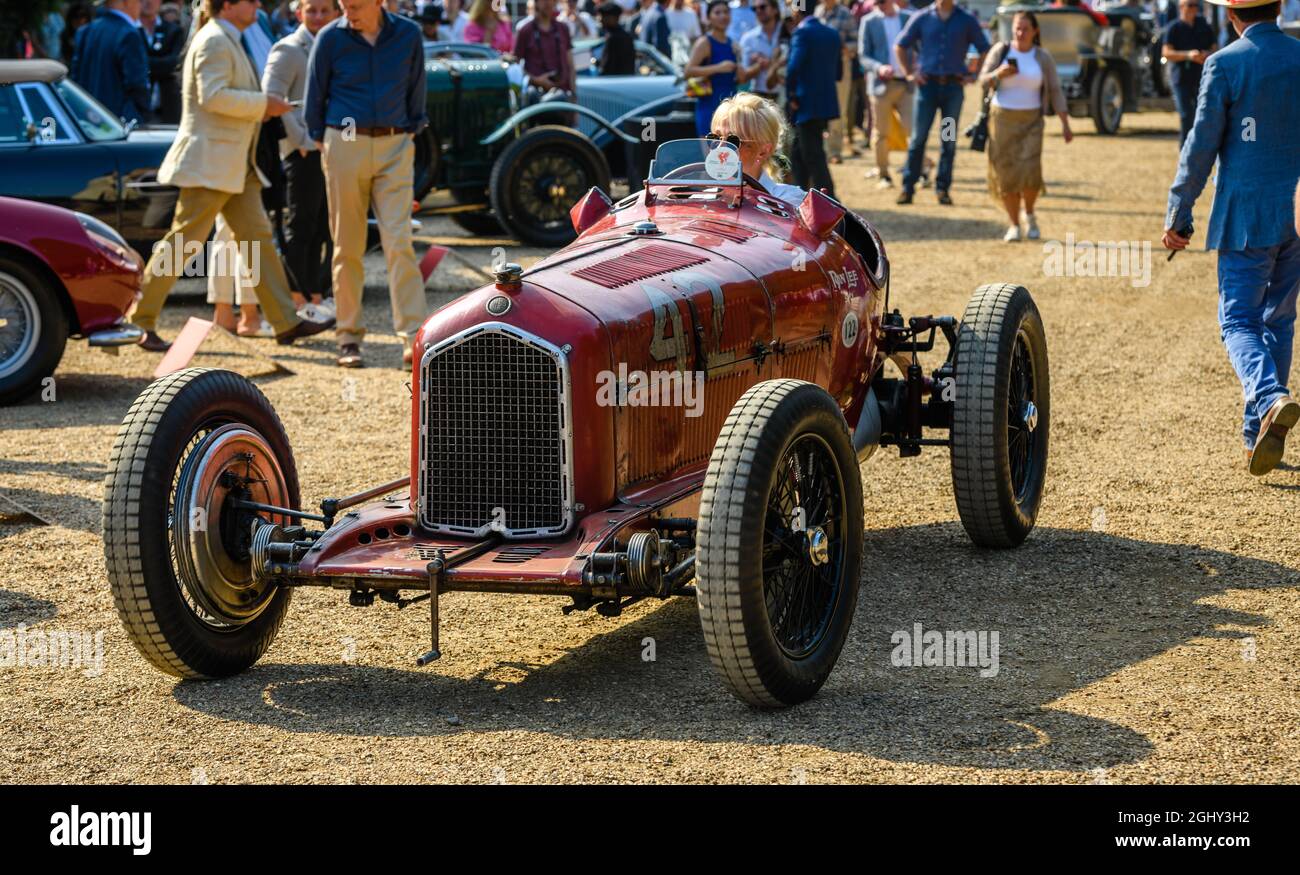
[[3, 106, 1299, 784]]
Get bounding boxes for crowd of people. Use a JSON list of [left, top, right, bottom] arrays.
[[8, 0, 1300, 474]]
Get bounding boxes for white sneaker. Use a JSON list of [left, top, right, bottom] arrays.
[[863, 167, 881, 179], [298, 299, 336, 321], [876, 175, 894, 189], [1025, 214, 1040, 240], [1003, 225, 1022, 242]]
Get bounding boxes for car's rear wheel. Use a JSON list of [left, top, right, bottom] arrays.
[[950, 283, 1050, 548], [0, 257, 67, 405], [697, 380, 864, 708], [490, 125, 610, 247], [103, 368, 298, 678], [1090, 67, 1124, 135]]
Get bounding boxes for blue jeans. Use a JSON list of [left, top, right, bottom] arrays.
[[1218, 237, 1300, 446], [1171, 76, 1199, 150], [902, 79, 964, 194]]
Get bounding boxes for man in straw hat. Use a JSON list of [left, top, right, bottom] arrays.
[[1163, 0, 1300, 476]]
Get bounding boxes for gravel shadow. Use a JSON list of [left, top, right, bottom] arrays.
[[169, 525, 1296, 772], [0, 589, 57, 628], [3, 373, 152, 430]]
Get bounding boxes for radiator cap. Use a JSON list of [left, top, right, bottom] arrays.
[[494, 262, 523, 292]]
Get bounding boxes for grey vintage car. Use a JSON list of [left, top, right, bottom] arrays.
[[994, 3, 1166, 134]]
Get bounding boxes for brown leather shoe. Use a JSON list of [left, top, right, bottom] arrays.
[[137, 331, 171, 353], [1249, 395, 1300, 476], [275, 316, 335, 346], [337, 343, 364, 368]]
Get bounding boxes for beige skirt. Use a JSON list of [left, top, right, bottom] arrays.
[[987, 104, 1045, 200]]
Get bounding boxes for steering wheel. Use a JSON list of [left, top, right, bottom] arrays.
[[658, 164, 770, 195]]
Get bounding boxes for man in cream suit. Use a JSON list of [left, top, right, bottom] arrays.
[[132, 0, 334, 351], [264, 0, 340, 320], [859, 0, 913, 188]]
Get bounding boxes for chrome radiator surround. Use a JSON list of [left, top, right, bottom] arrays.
[[417, 322, 575, 539]]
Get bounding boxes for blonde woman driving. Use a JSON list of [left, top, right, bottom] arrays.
[[709, 92, 807, 207]]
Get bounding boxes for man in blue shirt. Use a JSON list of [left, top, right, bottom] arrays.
[[1164, 0, 1300, 475], [1162, 0, 1218, 148], [892, 0, 988, 205], [306, 0, 428, 369], [636, 0, 672, 58], [786, 6, 842, 199], [70, 0, 151, 125]]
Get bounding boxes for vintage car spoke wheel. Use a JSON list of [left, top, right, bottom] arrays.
[[103, 368, 298, 678], [490, 125, 610, 248], [1091, 68, 1124, 135], [697, 380, 864, 708], [0, 258, 67, 405], [951, 283, 1050, 548]]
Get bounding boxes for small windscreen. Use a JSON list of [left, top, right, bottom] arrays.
[[647, 139, 743, 186]]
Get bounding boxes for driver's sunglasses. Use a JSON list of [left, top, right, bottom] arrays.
[[706, 132, 743, 148]]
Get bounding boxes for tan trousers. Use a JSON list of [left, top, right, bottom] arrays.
[[870, 79, 914, 177], [133, 170, 299, 334], [826, 70, 853, 159], [321, 128, 427, 347]]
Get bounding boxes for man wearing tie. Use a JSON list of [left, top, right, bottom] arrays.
[[132, 0, 335, 351]]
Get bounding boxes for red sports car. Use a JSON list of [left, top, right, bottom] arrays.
[[103, 139, 1050, 708], [0, 195, 143, 404]]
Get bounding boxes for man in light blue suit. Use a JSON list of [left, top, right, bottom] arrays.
[[1164, 0, 1300, 476]]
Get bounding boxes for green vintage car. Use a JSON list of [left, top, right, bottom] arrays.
[[417, 47, 681, 246]]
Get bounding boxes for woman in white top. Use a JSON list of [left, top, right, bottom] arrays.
[[710, 92, 808, 207], [978, 11, 1073, 242]]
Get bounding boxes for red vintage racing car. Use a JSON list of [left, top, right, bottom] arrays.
[[103, 140, 1049, 708]]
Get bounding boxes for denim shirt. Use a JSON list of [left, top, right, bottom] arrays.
[[304, 11, 428, 141], [895, 5, 989, 78]]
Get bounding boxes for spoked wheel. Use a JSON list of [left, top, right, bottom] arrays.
[[0, 258, 67, 405], [950, 283, 1050, 548], [103, 368, 298, 678], [1090, 68, 1124, 135], [490, 125, 610, 247], [697, 380, 864, 708]]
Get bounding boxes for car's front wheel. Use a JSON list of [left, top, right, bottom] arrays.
[[0, 256, 67, 405], [950, 283, 1050, 548], [697, 380, 864, 708], [489, 125, 610, 247], [103, 368, 298, 678]]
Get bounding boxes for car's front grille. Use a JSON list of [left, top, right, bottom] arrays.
[[418, 324, 572, 538]]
